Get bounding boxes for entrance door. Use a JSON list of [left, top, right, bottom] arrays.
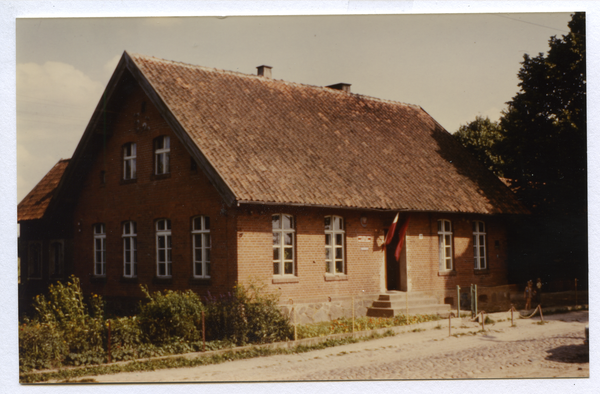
[[385, 229, 400, 291], [385, 227, 408, 291]]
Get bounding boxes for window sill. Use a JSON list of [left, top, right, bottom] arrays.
[[152, 276, 173, 285], [120, 178, 137, 185], [189, 278, 211, 286], [120, 276, 138, 283], [272, 277, 299, 284], [474, 269, 490, 275], [324, 274, 348, 281], [151, 173, 171, 181], [438, 270, 457, 277], [90, 275, 107, 284]]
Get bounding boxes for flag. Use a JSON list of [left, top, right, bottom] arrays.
[[394, 217, 410, 262], [384, 212, 400, 247]]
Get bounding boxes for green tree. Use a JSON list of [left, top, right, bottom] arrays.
[[498, 12, 586, 215], [454, 116, 503, 174]]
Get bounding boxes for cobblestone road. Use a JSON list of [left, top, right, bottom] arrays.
[[92, 311, 589, 382]]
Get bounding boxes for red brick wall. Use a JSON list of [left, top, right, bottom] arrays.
[[235, 205, 389, 302], [71, 84, 237, 299], [235, 209, 509, 303], [405, 212, 508, 292]]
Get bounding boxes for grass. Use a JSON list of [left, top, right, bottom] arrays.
[[21, 330, 397, 383]]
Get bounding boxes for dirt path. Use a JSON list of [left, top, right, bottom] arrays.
[[88, 311, 588, 382]]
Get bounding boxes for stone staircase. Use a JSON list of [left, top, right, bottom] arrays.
[[367, 291, 451, 318]]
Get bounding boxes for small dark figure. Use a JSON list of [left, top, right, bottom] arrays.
[[536, 278, 542, 305], [524, 280, 533, 310]]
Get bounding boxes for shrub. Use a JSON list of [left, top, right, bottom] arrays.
[[20, 276, 105, 370], [138, 286, 205, 344], [19, 321, 66, 370], [204, 280, 293, 345]]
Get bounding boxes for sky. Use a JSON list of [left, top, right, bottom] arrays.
[[3, 2, 600, 394], [15, 12, 577, 202]]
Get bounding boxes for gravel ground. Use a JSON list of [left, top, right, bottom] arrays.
[[87, 310, 589, 382]]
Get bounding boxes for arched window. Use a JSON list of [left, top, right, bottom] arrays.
[[154, 136, 170, 175], [325, 216, 345, 274], [156, 219, 172, 277], [272, 214, 295, 276], [94, 223, 106, 276], [49, 240, 64, 278], [123, 221, 137, 277], [123, 142, 137, 180], [192, 216, 211, 278], [438, 219, 453, 271], [473, 221, 487, 270]]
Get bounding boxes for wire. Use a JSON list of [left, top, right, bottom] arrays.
[[494, 14, 581, 37]]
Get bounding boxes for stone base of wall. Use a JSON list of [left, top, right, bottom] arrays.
[[278, 294, 379, 324]]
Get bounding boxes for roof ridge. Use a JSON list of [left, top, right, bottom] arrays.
[[127, 52, 422, 110]]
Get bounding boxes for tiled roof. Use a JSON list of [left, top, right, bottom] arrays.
[[129, 53, 526, 214], [18, 159, 70, 221]]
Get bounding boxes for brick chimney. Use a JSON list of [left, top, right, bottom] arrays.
[[257, 65, 272, 78], [326, 83, 351, 93]]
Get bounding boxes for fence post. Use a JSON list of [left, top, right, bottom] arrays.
[[481, 311, 485, 331], [474, 284, 478, 317], [511, 305, 514, 327], [449, 313, 452, 337], [107, 319, 112, 363], [294, 307, 297, 341], [352, 296, 355, 333], [202, 310, 206, 352], [539, 306, 544, 322], [575, 278, 578, 307], [457, 285, 461, 318]]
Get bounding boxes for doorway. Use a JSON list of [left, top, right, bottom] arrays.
[[385, 227, 408, 292]]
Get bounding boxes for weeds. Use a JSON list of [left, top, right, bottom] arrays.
[[22, 330, 396, 383], [296, 314, 439, 339]]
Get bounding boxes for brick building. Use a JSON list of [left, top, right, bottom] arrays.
[[18, 52, 528, 320]]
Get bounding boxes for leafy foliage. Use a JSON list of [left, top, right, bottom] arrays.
[[455, 13, 585, 215], [204, 280, 293, 345], [20, 276, 105, 370], [138, 286, 205, 344], [454, 116, 504, 174], [498, 13, 586, 214]]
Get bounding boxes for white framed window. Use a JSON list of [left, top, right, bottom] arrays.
[[123, 142, 137, 180], [28, 241, 42, 279], [94, 223, 106, 276], [49, 240, 64, 278], [154, 136, 170, 175], [192, 216, 211, 278], [123, 221, 137, 277], [325, 216, 345, 274], [473, 221, 487, 270], [438, 219, 453, 271], [273, 214, 295, 276], [156, 219, 172, 277]]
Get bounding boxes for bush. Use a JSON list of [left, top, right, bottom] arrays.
[[138, 286, 205, 344], [19, 321, 66, 370], [204, 281, 293, 345], [20, 276, 105, 371]]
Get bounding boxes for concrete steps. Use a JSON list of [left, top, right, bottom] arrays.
[[367, 291, 451, 318]]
